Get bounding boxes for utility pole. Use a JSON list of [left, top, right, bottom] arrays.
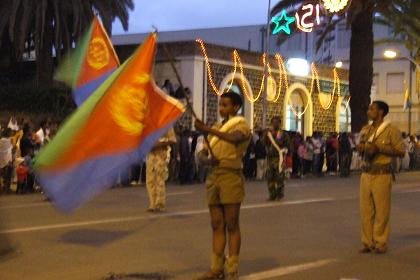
[[408, 51, 413, 135], [262, 0, 272, 129]]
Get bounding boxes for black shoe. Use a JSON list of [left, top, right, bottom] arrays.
[[374, 247, 387, 254], [194, 270, 225, 280], [276, 194, 284, 200], [358, 246, 372, 254]]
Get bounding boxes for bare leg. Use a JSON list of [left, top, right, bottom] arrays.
[[209, 205, 226, 256], [224, 204, 241, 256]]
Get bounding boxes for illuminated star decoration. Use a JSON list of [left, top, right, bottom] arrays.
[[272, 9, 296, 35]]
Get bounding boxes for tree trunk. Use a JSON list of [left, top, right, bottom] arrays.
[[36, 10, 54, 88], [349, 5, 374, 132]]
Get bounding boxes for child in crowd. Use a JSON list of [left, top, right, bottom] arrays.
[[15, 157, 29, 194]]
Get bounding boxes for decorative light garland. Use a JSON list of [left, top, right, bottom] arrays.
[[234, 50, 266, 103], [196, 39, 344, 118]]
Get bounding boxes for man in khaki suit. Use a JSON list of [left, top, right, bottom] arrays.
[[356, 101, 404, 254]]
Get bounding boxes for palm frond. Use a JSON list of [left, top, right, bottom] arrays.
[[315, 15, 345, 52], [271, 0, 301, 17]]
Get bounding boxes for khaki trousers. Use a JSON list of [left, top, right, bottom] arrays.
[[360, 173, 392, 249], [146, 155, 168, 209]]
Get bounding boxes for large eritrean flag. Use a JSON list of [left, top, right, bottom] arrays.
[[34, 33, 185, 212], [55, 15, 120, 106]]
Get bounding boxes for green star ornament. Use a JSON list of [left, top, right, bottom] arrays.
[[272, 9, 295, 35]]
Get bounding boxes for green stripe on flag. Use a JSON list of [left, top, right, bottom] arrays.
[[54, 23, 94, 88], [35, 60, 128, 169]]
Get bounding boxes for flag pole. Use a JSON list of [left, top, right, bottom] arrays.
[[162, 44, 215, 159]]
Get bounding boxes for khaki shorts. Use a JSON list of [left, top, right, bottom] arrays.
[[206, 167, 245, 205]]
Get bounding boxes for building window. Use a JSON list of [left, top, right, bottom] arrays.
[[336, 23, 350, 49], [371, 73, 379, 97], [339, 102, 351, 132], [386, 73, 404, 95], [286, 91, 304, 134]]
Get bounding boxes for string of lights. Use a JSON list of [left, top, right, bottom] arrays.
[[196, 39, 345, 117]]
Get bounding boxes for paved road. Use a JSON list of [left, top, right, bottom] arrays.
[[0, 172, 420, 280]]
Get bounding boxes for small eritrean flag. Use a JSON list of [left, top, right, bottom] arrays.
[[35, 33, 185, 212], [403, 86, 412, 111], [55, 15, 120, 106]]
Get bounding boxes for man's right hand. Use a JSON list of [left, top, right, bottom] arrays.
[[194, 119, 208, 132]]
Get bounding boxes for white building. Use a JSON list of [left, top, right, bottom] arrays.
[[112, 23, 418, 134]]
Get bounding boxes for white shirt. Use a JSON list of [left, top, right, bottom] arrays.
[[35, 128, 45, 145], [0, 137, 12, 168], [312, 138, 322, 154], [7, 118, 19, 131]]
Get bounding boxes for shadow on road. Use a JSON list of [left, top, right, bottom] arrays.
[[60, 220, 157, 247], [103, 272, 173, 280], [61, 229, 136, 247], [0, 209, 16, 262]]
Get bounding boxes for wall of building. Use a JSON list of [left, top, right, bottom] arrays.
[[202, 59, 344, 136]]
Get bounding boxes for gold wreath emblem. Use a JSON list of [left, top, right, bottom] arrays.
[[87, 37, 110, 70], [322, 0, 349, 13], [109, 73, 150, 136]]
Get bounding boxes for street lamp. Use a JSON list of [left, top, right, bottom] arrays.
[[383, 50, 398, 59], [286, 58, 310, 77], [335, 61, 343, 68], [383, 49, 419, 134]]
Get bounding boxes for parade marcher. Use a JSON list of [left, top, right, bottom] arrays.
[[145, 128, 176, 212], [357, 101, 404, 254], [265, 116, 289, 200], [194, 91, 251, 280]]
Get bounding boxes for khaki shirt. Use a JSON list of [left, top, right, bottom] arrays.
[[208, 118, 251, 169], [148, 128, 176, 160], [360, 123, 404, 166]]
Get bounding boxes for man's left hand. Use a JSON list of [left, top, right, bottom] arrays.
[[366, 143, 379, 156]]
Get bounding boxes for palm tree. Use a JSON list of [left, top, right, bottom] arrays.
[[271, 0, 419, 132], [0, 0, 134, 86]]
